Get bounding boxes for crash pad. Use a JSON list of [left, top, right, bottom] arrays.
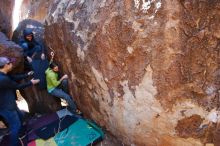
[[28, 138, 56, 146], [28, 119, 104, 146], [54, 119, 104, 146]]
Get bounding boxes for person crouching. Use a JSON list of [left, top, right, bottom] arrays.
[[45, 62, 78, 114]]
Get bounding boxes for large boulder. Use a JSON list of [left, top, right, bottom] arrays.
[[0, 0, 14, 38], [19, 0, 220, 145]]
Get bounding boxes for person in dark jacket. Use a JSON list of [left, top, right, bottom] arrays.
[[19, 28, 48, 89], [0, 57, 40, 146]]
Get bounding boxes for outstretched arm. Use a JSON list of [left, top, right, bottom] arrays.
[[0, 76, 32, 90], [9, 73, 29, 81], [9, 71, 34, 81]]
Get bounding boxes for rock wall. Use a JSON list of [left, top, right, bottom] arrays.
[[19, 0, 220, 145], [0, 0, 14, 38], [0, 32, 23, 72], [20, 0, 53, 23]]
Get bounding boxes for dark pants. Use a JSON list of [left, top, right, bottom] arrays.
[[0, 108, 23, 146], [50, 80, 76, 112], [31, 59, 49, 89]]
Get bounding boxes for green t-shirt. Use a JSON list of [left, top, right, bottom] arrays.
[[45, 68, 61, 92]]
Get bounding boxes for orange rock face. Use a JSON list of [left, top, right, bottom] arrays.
[[0, 0, 14, 38], [15, 0, 220, 145]]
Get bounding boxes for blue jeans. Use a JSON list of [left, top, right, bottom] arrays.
[[50, 80, 76, 112], [0, 108, 22, 146]]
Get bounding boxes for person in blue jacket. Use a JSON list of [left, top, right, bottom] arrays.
[[19, 28, 48, 89], [0, 57, 40, 146]]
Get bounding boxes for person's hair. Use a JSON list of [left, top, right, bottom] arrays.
[[49, 62, 58, 69]]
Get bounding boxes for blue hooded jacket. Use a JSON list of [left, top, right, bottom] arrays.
[[19, 28, 49, 89], [20, 28, 42, 59]]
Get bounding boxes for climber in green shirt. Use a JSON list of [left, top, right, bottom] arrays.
[[45, 62, 78, 113]]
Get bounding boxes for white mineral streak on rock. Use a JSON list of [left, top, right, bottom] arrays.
[[206, 85, 216, 95], [142, 0, 152, 13], [132, 21, 142, 32], [134, 0, 140, 9], [155, 1, 162, 10], [148, 15, 155, 19], [100, 0, 107, 8], [76, 29, 96, 51], [207, 108, 218, 123], [120, 80, 136, 135], [109, 65, 162, 143], [91, 66, 114, 120], [63, 0, 76, 23], [127, 46, 134, 54], [79, 0, 85, 4], [71, 19, 80, 33], [109, 65, 207, 145], [77, 46, 85, 61], [64, 11, 74, 23], [51, 0, 68, 22], [91, 66, 111, 101], [134, 0, 162, 17]]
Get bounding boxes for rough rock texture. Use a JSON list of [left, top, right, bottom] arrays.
[[175, 114, 205, 138], [0, 0, 14, 38], [19, 0, 220, 145], [0, 32, 23, 72], [12, 19, 61, 114], [20, 0, 53, 23]]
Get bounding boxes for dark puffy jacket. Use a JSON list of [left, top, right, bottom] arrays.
[[19, 28, 49, 89], [19, 28, 42, 58], [0, 72, 32, 110]]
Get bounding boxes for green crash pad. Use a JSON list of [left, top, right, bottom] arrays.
[[54, 119, 104, 146]]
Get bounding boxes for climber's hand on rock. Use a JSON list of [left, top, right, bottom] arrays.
[[60, 75, 68, 82], [63, 74, 68, 79], [27, 56, 32, 63], [61, 75, 68, 81], [28, 71, 34, 76], [31, 79, 40, 85]]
